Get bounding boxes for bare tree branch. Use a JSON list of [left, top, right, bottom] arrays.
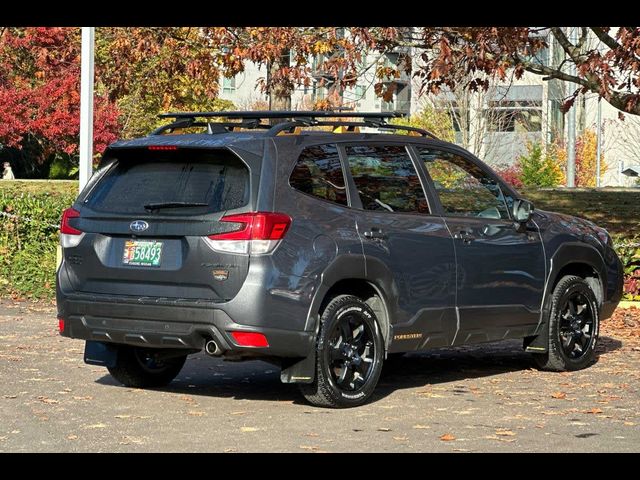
[[590, 27, 622, 51]]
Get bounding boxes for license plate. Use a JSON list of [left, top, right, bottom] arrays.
[[123, 240, 163, 267]]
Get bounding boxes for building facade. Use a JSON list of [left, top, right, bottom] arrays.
[[218, 31, 640, 187]]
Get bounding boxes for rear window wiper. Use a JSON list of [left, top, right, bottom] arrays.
[[144, 201, 209, 211]]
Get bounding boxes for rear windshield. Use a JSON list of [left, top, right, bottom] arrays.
[[86, 148, 250, 215]]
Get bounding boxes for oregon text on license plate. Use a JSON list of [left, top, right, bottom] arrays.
[[123, 240, 163, 267]]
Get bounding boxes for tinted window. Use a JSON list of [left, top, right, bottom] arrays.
[[87, 149, 249, 215], [289, 144, 347, 206], [345, 145, 428, 214], [418, 148, 510, 219]]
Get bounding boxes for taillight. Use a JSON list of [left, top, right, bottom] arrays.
[[60, 208, 84, 248], [230, 331, 269, 348], [60, 208, 81, 235], [204, 212, 291, 255], [58, 317, 65, 334]]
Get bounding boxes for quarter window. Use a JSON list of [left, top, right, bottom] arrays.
[[345, 145, 429, 214], [418, 148, 510, 220], [289, 144, 348, 206]]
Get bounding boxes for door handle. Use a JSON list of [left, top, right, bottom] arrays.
[[454, 229, 474, 244], [363, 228, 386, 240]]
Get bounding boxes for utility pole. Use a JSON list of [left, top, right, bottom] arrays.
[[79, 27, 95, 192], [566, 26, 578, 188], [596, 98, 602, 187]]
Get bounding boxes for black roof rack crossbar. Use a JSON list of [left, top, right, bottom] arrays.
[[158, 110, 403, 121], [151, 111, 439, 140], [151, 119, 272, 136], [267, 120, 439, 139]]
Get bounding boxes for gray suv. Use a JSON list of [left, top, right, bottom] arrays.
[[57, 111, 623, 408]]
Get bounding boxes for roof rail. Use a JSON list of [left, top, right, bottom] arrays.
[[151, 110, 439, 140], [158, 111, 402, 121]]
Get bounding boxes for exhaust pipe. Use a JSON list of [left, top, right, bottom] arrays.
[[205, 339, 222, 356]]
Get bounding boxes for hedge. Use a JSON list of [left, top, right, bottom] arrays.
[[0, 180, 639, 300], [0, 180, 77, 298]]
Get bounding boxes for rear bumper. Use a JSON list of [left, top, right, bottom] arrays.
[[58, 292, 314, 358]]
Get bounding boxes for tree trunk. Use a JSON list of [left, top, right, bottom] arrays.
[[268, 49, 292, 112]]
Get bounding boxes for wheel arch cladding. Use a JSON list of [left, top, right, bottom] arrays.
[[319, 279, 391, 347], [525, 244, 605, 353], [548, 243, 606, 307]]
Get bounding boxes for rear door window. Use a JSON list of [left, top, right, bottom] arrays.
[[86, 148, 250, 215], [344, 144, 429, 214], [289, 144, 348, 206]]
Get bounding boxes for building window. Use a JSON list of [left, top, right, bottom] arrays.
[[222, 76, 236, 94], [486, 99, 543, 132]]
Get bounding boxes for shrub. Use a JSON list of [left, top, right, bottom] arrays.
[[494, 163, 524, 188], [613, 234, 640, 301], [0, 180, 77, 299], [518, 142, 564, 187], [390, 107, 456, 143]]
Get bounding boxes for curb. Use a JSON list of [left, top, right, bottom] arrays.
[[618, 301, 640, 309]]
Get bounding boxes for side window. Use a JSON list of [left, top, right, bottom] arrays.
[[345, 145, 429, 214], [417, 148, 510, 220], [289, 144, 348, 206]]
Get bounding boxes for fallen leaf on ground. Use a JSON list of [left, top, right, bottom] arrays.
[[393, 436, 408, 441], [240, 427, 259, 432], [114, 415, 131, 419], [187, 411, 205, 417], [624, 422, 636, 426], [440, 433, 456, 441], [84, 423, 107, 429], [224, 448, 237, 453], [67, 435, 78, 440], [37, 396, 59, 404], [377, 427, 391, 432], [551, 392, 567, 399], [584, 408, 603, 414], [496, 430, 516, 436], [413, 424, 430, 429], [3, 394, 17, 399], [300, 445, 320, 451]]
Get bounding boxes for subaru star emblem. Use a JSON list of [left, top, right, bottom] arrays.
[[129, 220, 149, 233]]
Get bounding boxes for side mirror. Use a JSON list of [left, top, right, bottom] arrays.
[[512, 198, 534, 224]]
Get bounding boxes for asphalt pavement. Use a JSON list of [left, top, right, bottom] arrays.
[[1, 299, 638, 452]]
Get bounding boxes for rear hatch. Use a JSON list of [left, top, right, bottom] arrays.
[[63, 147, 254, 302]]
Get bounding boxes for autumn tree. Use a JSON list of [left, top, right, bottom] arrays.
[[0, 27, 120, 177], [95, 28, 232, 138], [206, 27, 640, 117]]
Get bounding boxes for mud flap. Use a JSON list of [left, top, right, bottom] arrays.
[[523, 320, 549, 353], [280, 352, 316, 384], [84, 341, 118, 368]]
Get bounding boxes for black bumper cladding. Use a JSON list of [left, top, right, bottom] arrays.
[[59, 294, 314, 358]]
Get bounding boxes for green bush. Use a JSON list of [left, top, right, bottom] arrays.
[[518, 142, 564, 187], [0, 180, 77, 299], [1, 181, 639, 302]]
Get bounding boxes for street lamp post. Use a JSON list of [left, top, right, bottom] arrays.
[[79, 27, 95, 192]]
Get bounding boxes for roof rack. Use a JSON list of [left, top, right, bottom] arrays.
[[152, 111, 439, 140]]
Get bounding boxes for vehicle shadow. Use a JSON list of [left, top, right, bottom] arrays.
[[95, 336, 624, 405]]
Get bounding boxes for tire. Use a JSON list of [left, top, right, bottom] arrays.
[[107, 345, 187, 388], [533, 275, 600, 371], [299, 295, 385, 408]]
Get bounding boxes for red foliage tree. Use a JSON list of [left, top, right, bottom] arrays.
[[0, 27, 120, 165]]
